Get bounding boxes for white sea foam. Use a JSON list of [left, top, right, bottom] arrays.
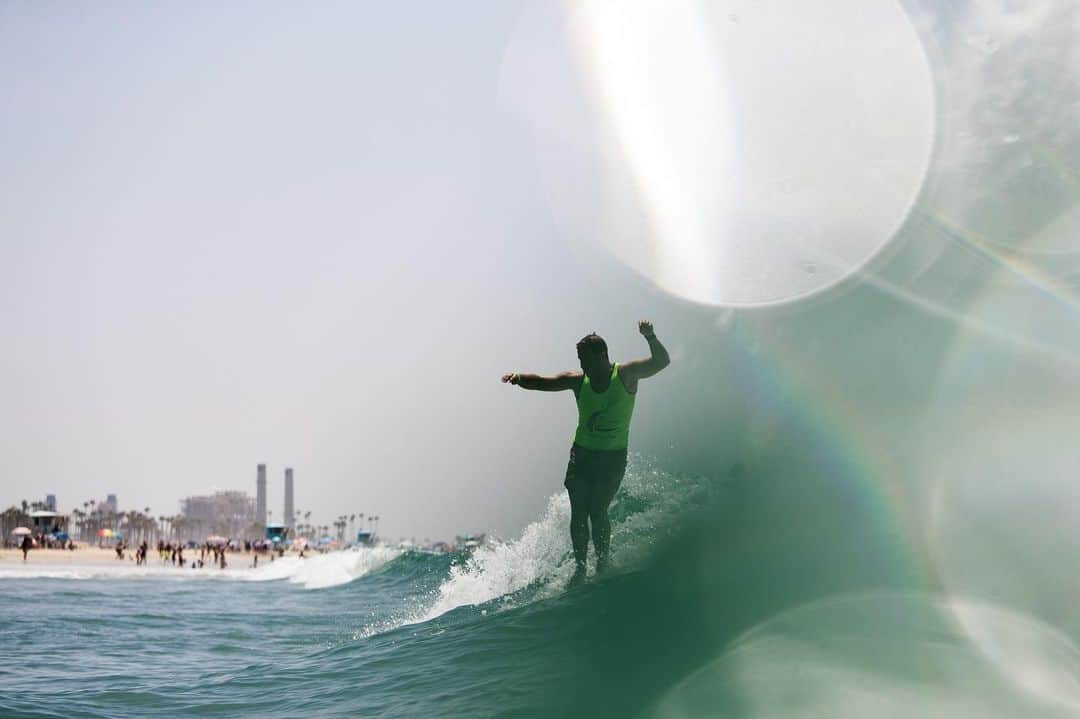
[[419, 491, 575, 623], [412, 456, 708, 624], [351, 497, 575, 640], [0, 560, 231, 581], [243, 546, 400, 589]]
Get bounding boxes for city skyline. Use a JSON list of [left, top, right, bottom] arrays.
[[3, 462, 387, 540]]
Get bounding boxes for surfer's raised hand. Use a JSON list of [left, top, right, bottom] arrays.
[[501, 373, 522, 385], [621, 322, 670, 384]]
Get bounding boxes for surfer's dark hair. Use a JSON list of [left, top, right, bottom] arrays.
[[576, 333, 608, 356]]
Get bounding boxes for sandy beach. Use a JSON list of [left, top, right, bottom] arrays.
[[1, 545, 307, 568], [0, 546, 147, 565]]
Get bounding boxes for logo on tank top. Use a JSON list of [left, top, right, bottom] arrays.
[[586, 410, 616, 433]]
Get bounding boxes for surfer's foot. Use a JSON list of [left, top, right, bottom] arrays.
[[569, 563, 587, 587], [596, 554, 611, 574]]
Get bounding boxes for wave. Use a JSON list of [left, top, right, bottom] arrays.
[[418, 491, 574, 622], [377, 455, 715, 629], [243, 546, 401, 589]]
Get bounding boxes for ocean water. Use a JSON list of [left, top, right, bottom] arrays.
[[0, 457, 722, 718], [5, 451, 1079, 718]]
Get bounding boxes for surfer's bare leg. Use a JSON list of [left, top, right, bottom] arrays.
[[567, 480, 592, 577], [589, 473, 623, 573]]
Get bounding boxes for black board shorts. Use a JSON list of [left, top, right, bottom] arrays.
[[564, 443, 628, 491]]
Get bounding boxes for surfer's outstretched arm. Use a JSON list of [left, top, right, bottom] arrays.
[[620, 320, 671, 382], [501, 371, 582, 392]]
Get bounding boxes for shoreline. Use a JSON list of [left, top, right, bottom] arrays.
[[1, 546, 136, 565], [0, 546, 297, 566]]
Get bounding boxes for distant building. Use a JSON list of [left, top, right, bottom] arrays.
[[180, 491, 255, 541], [105, 494, 118, 513], [45, 494, 57, 512], [284, 468, 294, 529], [256, 464, 267, 526]]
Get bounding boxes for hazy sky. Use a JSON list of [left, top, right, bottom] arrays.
[[0, 1, 690, 539], [3, 1, 1077, 542]]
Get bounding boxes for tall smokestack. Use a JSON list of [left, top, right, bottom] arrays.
[[284, 468, 294, 529], [256, 463, 267, 525]]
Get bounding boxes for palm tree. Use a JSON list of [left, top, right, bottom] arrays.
[[70, 508, 82, 540], [1, 506, 22, 537]]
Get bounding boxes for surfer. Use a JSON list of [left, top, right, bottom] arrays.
[[502, 320, 670, 583]]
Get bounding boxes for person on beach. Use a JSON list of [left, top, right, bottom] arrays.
[[21, 534, 32, 561], [502, 320, 670, 583]]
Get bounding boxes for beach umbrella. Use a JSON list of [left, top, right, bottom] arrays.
[[12, 527, 31, 536], [97, 528, 113, 538], [206, 535, 227, 544]]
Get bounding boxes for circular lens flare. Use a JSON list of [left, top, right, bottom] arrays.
[[564, 0, 935, 306]]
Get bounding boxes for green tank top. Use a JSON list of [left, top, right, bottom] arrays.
[[574, 363, 636, 451]]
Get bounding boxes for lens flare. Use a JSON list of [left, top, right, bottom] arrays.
[[563, 0, 934, 306], [649, 594, 1080, 718], [567, 0, 733, 302]]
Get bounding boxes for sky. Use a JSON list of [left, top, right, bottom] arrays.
[[0, 0, 684, 539], [2, 0, 1078, 543]]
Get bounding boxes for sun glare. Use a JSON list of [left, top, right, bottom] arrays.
[[565, 0, 935, 306]]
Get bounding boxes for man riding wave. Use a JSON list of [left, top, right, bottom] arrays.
[[503, 320, 671, 583]]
